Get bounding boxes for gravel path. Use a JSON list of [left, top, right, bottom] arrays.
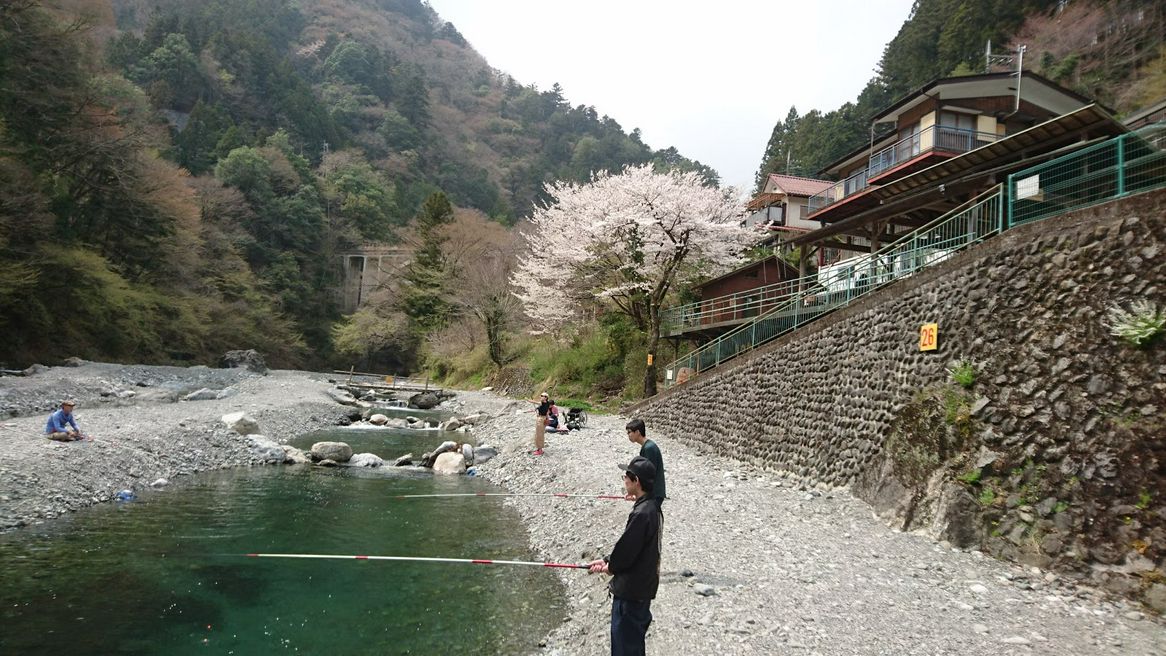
[[0, 362, 352, 531], [473, 409, 1166, 655]]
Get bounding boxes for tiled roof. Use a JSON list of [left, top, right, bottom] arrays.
[[767, 174, 833, 198]]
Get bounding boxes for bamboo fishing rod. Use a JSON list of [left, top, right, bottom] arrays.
[[245, 552, 590, 569], [392, 492, 629, 500]]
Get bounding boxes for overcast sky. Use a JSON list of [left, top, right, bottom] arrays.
[[427, 0, 916, 191]]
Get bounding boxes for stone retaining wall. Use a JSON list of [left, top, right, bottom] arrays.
[[636, 189, 1166, 609]]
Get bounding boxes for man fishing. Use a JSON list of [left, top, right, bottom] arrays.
[[587, 456, 662, 656], [625, 418, 665, 511], [44, 399, 88, 442]]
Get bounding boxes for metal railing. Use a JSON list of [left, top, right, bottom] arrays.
[[807, 167, 871, 214], [663, 189, 1005, 386], [1007, 122, 1166, 227], [869, 125, 999, 178], [661, 277, 802, 336], [660, 124, 1166, 390]]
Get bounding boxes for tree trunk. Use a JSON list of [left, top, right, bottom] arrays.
[[643, 308, 660, 397], [485, 305, 505, 367]]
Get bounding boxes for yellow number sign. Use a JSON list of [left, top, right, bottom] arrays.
[[919, 323, 938, 351]]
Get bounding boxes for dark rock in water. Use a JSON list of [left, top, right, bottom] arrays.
[[409, 392, 440, 409], [223, 349, 268, 374], [394, 454, 414, 467], [316, 459, 339, 467], [420, 451, 435, 468]]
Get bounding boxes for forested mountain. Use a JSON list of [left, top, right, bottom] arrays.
[[0, 0, 714, 368], [755, 0, 1166, 187]]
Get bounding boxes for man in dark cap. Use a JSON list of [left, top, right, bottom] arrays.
[[587, 455, 663, 656]]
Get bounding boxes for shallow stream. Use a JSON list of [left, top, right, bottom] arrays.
[[0, 428, 565, 655]]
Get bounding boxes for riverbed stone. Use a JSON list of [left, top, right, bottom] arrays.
[[248, 435, 287, 464], [394, 454, 415, 466], [368, 413, 390, 426], [183, 388, 218, 401], [432, 452, 466, 475], [410, 391, 440, 409], [311, 441, 353, 463], [221, 411, 260, 435], [348, 453, 385, 467], [282, 445, 312, 465]]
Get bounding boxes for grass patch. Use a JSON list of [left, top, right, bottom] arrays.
[[957, 468, 982, 484], [947, 359, 977, 388], [979, 488, 997, 506]]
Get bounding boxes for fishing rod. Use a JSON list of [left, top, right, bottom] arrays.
[[245, 552, 590, 569], [392, 492, 629, 500]]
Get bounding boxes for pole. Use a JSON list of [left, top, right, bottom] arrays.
[[392, 492, 628, 500], [245, 553, 589, 569]]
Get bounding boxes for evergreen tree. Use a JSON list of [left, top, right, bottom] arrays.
[[399, 192, 455, 333]]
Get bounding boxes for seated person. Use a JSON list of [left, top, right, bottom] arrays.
[[545, 403, 560, 429], [45, 400, 86, 441]]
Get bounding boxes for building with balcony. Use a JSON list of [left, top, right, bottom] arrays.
[[802, 71, 1096, 234], [743, 174, 833, 233], [661, 255, 799, 341]]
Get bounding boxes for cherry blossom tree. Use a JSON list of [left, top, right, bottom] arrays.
[[512, 165, 752, 396]]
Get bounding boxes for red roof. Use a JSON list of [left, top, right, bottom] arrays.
[[766, 174, 832, 198]]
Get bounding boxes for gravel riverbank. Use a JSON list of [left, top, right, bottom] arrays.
[[0, 362, 352, 531], [4, 366, 1164, 654], [471, 408, 1166, 655]]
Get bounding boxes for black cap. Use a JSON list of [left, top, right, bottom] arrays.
[[618, 456, 656, 486]]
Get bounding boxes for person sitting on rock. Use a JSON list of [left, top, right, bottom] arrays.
[[44, 400, 87, 442]]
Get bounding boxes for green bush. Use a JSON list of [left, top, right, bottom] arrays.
[[947, 359, 977, 388]]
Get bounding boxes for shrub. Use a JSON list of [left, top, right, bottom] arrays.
[[1105, 300, 1165, 347], [947, 359, 977, 388]]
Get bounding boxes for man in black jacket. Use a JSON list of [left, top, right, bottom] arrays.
[[587, 456, 663, 656]]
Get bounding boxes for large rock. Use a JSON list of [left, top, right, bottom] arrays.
[[368, 414, 390, 426], [394, 454, 415, 467], [442, 418, 463, 431], [460, 413, 486, 426], [473, 445, 499, 464], [248, 436, 287, 464], [326, 388, 359, 406], [281, 445, 312, 465], [348, 453, 385, 467], [223, 349, 268, 374], [432, 452, 466, 475], [183, 388, 218, 401], [310, 441, 353, 463], [221, 411, 260, 436], [432, 440, 458, 456], [409, 391, 440, 409]]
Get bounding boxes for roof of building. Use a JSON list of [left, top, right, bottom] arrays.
[[693, 255, 798, 292], [767, 174, 833, 197]]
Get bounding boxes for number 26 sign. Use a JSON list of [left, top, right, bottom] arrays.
[[919, 323, 938, 351]]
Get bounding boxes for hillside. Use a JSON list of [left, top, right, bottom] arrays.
[[755, 0, 1166, 187], [0, 0, 715, 370]]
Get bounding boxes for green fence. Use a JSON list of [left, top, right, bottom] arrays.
[[1007, 123, 1166, 227], [661, 124, 1166, 389]]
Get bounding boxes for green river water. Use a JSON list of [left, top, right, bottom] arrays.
[[0, 426, 566, 655]]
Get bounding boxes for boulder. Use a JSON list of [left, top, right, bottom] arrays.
[[316, 459, 339, 467], [62, 357, 85, 367], [222, 349, 268, 374], [432, 440, 458, 456], [460, 413, 486, 426], [281, 445, 312, 465], [368, 414, 390, 426], [432, 452, 466, 475], [215, 387, 239, 400], [150, 478, 169, 488], [442, 418, 463, 431], [473, 446, 499, 464], [310, 441, 353, 463], [136, 389, 179, 404], [221, 411, 260, 436], [394, 454, 415, 467], [22, 363, 49, 376], [460, 443, 474, 464], [384, 418, 409, 429], [248, 435, 287, 464], [409, 391, 440, 409], [326, 388, 359, 406], [183, 388, 219, 401], [348, 453, 385, 467]]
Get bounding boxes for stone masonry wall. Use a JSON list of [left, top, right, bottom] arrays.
[[636, 189, 1166, 609]]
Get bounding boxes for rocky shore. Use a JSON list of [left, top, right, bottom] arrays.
[[471, 409, 1166, 655], [3, 363, 1165, 654]]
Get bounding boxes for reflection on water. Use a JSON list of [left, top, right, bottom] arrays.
[[0, 430, 565, 656]]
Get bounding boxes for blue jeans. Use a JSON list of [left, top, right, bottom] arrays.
[[610, 597, 652, 656]]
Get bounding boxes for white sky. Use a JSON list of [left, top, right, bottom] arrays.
[[427, 0, 916, 191]]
